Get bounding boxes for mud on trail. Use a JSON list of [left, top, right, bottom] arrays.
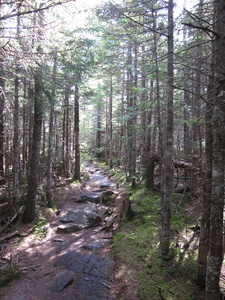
[[0, 163, 124, 300]]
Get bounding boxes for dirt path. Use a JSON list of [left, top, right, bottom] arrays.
[[0, 163, 120, 300]]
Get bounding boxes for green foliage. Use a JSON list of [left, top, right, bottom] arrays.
[[0, 266, 20, 287], [32, 217, 49, 240], [113, 189, 200, 299]]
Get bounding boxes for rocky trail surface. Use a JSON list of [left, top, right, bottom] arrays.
[[0, 163, 127, 300]]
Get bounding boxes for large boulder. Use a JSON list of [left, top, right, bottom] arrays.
[[60, 209, 101, 227]]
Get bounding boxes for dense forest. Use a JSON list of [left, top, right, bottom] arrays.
[[0, 0, 225, 299]]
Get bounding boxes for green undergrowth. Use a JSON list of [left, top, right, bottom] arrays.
[[113, 188, 200, 300], [0, 266, 20, 287]]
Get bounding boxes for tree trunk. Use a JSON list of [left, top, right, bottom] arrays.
[[22, 80, 29, 173], [46, 51, 57, 207], [64, 87, 71, 178], [95, 107, 101, 158], [0, 2, 5, 177], [74, 84, 80, 180], [152, 10, 163, 189], [109, 74, 113, 169], [27, 83, 34, 178], [197, 93, 213, 288], [197, 38, 214, 287], [13, 12, 21, 204], [22, 72, 43, 223], [23, 10, 44, 223], [206, 1, 225, 298], [13, 68, 20, 204], [160, 0, 174, 256]]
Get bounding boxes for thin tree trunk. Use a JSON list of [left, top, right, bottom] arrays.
[[130, 40, 138, 188], [64, 87, 71, 178], [27, 83, 34, 178], [74, 84, 80, 180], [197, 93, 213, 287], [13, 12, 21, 204], [95, 107, 101, 158], [46, 52, 57, 207], [109, 74, 113, 169], [13, 69, 20, 204], [0, 2, 5, 177], [152, 11, 163, 188], [22, 81, 29, 173], [160, 0, 174, 256]]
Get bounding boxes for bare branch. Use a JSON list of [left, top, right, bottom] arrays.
[[182, 22, 220, 39], [0, 230, 19, 242], [0, 0, 74, 21]]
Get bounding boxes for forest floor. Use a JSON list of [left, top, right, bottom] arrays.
[[0, 162, 125, 300]]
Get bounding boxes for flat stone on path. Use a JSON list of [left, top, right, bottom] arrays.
[[82, 239, 110, 252], [55, 250, 115, 300], [49, 270, 74, 292], [59, 209, 101, 227], [57, 223, 84, 233], [80, 193, 101, 203]]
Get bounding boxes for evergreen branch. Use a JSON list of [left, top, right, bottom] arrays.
[[0, 0, 74, 21], [109, 1, 168, 37]]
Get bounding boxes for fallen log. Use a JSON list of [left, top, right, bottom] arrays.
[[0, 206, 24, 233], [0, 230, 19, 242]]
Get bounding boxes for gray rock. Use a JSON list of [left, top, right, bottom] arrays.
[[55, 251, 115, 299], [57, 223, 84, 233], [82, 240, 110, 252], [81, 193, 101, 203], [83, 203, 98, 214], [49, 270, 74, 292], [60, 209, 101, 227]]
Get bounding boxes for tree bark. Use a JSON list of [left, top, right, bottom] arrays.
[[13, 67, 20, 204], [74, 84, 80, 180], [22, 10, 44, 223], [95, 107, 101, 158], [197, 93, 213, 288], [0, 1, 5, 177], [160, 0, 174, 256], [197, 34, 214, 287], [152, 10, 163, 189], [46, 51, 57, 207], [22, 71, 43, 223], [109, 74, 113, 169], [64, 86, 71, 178], [206, 1, 225, 298]]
